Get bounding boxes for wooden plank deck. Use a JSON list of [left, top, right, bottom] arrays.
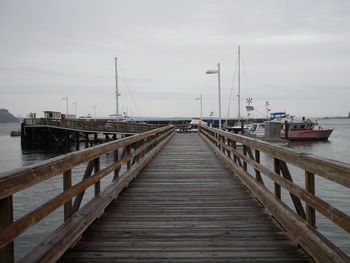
[[59, 133, 311, 262]]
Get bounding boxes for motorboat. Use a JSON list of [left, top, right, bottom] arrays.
[[270, 112, 333, 141]]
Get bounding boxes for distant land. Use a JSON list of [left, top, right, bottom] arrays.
[[0, 109, 19, 123], [321, 113, 350, 120]]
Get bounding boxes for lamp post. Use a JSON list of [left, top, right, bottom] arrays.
[[62, 96, 68, 114], [195, 94, 203, 120], [206, 63, 221, 129]]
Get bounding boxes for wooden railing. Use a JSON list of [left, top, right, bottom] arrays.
[[199, 125, 350, 263], [0, 125, 175, 263], [23, 118, 161, 133]]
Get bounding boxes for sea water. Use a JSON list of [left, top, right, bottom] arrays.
[[0, 119, 349, 260]]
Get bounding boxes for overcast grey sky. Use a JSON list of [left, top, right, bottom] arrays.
[[1, 0, 350, 118]]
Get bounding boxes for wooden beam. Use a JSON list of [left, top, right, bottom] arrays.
[[279, 161, 306, 219], [0, 196, 14, 263], [94, 158, 100, 196], [63, 170, 72, 221], [19, 130, 174, 263], [0, 128, 174, 250], [273, 158, 281, 200], [199, 128, 350, 234], [200, 132, 349, 262], [305, 171, 316, 226], [0, 125, 174, 200], [201, 126, 350, 188]]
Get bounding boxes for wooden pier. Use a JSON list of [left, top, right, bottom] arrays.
[[21, 118, 161, 150], [59, 133, 310, 262], [0, 125, 349, 262]]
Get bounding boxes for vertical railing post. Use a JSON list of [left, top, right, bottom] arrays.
[[243, 145, 248, 171], [127, 144, 131, 169], [0, 196, 14, 263], [274, 158, 281, 199], [63, 170, 72, 221], [254, 149, 264, 185], [94, 158, 100, 196], [113, 149, 119, 181], [305, 170, 316, 226]]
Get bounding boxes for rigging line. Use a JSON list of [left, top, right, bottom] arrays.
[[118, 64, 140, 116], [226, 57, 238, 121], [252, 108, 266, 118]]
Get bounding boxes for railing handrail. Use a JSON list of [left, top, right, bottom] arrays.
[[202, 126, 350, 187], [199, 125, 350, 262], [0, 125, 172, 200], [23, 118, 162, 133], [0, 125, 175, 262]]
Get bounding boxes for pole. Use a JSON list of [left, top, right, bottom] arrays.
[[238, 45, 241, 122], [73, 102, 77, 117], [218, 63, 222, 129], [63, 96, 69, 114], [115, 57, 119, 121], [200, 94, 203, 120]]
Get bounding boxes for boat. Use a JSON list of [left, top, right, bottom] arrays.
[[245, 122, 265, 138], [269, 112, 333, 141]]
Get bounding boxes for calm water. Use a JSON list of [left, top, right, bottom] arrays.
[[0, 119, 349, 260]]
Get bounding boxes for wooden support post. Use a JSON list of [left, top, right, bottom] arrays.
[[72, 160, 95, 212], [274, 158, 281, 199], [113, 149, 120, 181], [94, 158, 100, 196], [254, 149, 264, 185], [227, 139, 232, 159], [94, 133, 98, 145], [85, 133, 89, 148], [243, 145, 248, 171], [279, 161, 306, 219], [75, 132, 80, 150], [63, 170, 72, 221], [232, 140, 243, 167], [127, 145, 131, 169], [305, 170, 316, 226], [0, 196, 14, 263]]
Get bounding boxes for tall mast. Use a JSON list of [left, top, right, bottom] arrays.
[[115, 57, 119, 121], [237, 45, 241, 121]]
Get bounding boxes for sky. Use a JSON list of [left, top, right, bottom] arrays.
[[1, 0, 350, 119]]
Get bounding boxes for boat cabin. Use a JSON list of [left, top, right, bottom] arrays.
[[44, 111, 61, 119]]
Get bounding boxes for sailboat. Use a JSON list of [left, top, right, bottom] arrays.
[[224, 46, 244, 133]]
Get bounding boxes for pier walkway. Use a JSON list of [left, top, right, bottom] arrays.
[[59, 133, 310, 262]]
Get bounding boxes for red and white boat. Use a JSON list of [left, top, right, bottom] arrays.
[[269, 112, 333, 141]]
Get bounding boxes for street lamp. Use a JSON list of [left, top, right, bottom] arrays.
[[206, 63, 221, 129], [195, 95, 203, 120]]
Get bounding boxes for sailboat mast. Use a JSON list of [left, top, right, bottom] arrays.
[[115, 57, 119, 121], [237, 45, 241, 121]]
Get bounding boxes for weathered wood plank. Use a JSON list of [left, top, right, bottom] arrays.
[[200, 132, 349, 263], [59, 134, 310, 263]]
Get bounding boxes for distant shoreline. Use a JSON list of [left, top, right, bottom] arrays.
[[321, 116, 350, 120]]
